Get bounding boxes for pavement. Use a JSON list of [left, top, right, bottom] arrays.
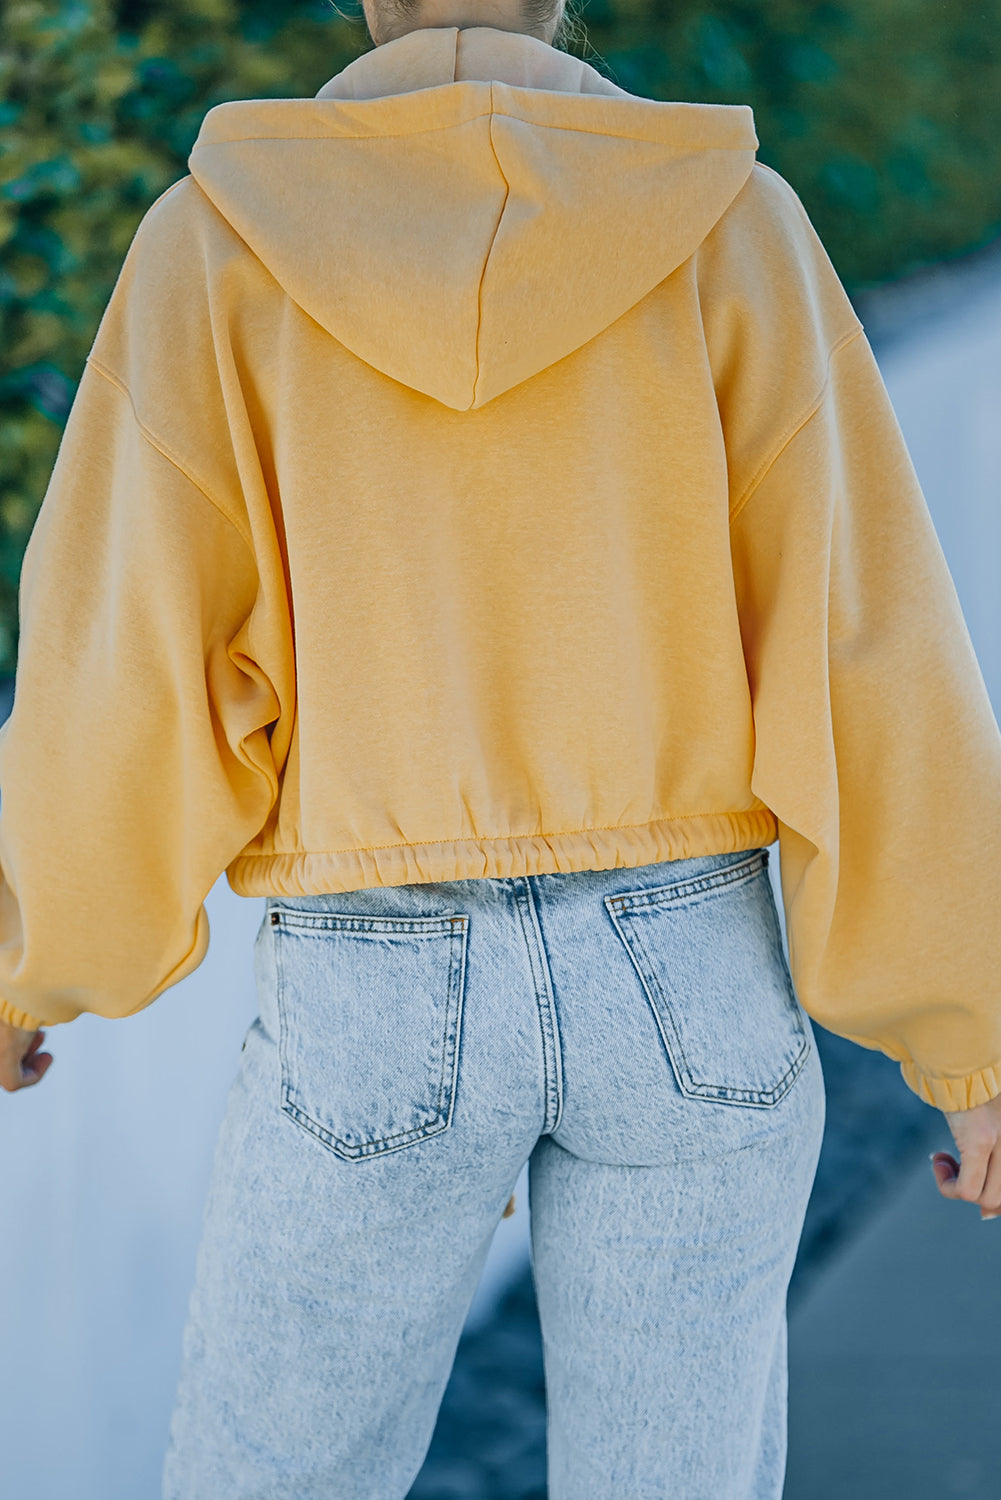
[[785, 1127, 1001, 1500]]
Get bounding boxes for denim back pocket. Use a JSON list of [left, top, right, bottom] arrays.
[[270, 906, 468, 1160], [604, 849, 810, 1107]]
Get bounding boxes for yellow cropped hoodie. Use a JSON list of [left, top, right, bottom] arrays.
[[1, 25, 1000, 1113]]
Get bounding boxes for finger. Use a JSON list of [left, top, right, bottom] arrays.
[[0, 1060, 33, 1091], [0, 1050, 53, 1091], [952, 1138, 992, 1204], [0, 1027, 40, 1065], [22, 1031, 45, 1060], [20, 1052, 53, 1084], [979, 1142, 1001, 1218], [931, 1152, 959, 1195]]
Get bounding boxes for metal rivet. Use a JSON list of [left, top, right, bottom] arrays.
[[270, 912, 280, 925]]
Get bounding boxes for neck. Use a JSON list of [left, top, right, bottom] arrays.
[[369, 2, 554, 47]]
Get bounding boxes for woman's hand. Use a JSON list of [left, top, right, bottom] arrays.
[[932, 1092, 1001, 1220], [0, 1019, 54, 1092]]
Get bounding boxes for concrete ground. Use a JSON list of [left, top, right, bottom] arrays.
[[784, 1125, 1001, 1500]]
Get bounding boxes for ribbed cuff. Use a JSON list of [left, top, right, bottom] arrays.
[[900, 1057, 1001, 1113], [0, 998, 47, 1032]]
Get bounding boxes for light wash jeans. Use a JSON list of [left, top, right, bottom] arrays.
[[162, 846, 825, 1499]]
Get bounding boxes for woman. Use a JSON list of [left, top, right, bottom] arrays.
[[1, 0, 999, 1494]]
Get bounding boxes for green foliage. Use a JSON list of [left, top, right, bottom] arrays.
[[1, 0, 999, 673], [0, 0, 363, 673], [574, 0, 1001, 289]]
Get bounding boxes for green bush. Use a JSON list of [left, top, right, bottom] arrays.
[[578, 0, 1001, 290], [1, 0, 999, 673], [0, 0, 363, 673]]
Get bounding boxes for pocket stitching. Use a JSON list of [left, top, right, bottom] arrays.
[[627, 916, 809, 1105], [273, 914, 468, 1159], [605, 863, 810, 1108]]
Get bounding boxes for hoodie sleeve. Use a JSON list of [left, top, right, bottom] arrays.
[[729, 324, 1001, 1113], [0, 354, 281, 1031]]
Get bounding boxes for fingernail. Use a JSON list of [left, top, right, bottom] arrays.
[[983, 1212, 1000, 1221]]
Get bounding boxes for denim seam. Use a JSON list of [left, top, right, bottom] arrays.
[[605, 848, 768, 915], [282, 1100, 443, 1157], [440, 917, 466, 1134], [513, 880, 564, 1135], [513, 882, 553, 1133], [532, 886, 565, 1135], [270, 910, 460, 934]]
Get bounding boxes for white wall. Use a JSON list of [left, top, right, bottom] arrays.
[[0, 878, 262, 1496], [871, 264, 1001, 710], [1, 255, 999, 1499]]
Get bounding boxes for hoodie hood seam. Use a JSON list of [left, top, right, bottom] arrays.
[[191, 116, 757, 149], [185, 27, 758, 411], [473, 93, 511, 410]]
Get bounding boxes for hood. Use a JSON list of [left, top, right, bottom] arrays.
[[188, 25, 758, 411]]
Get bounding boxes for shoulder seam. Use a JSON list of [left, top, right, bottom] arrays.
[[85, 355, 256, 556], [754, 161, 789, 186], [144, 174, 190, 215], [728, 325, 864, 527], [749, 160, 813, 229]]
